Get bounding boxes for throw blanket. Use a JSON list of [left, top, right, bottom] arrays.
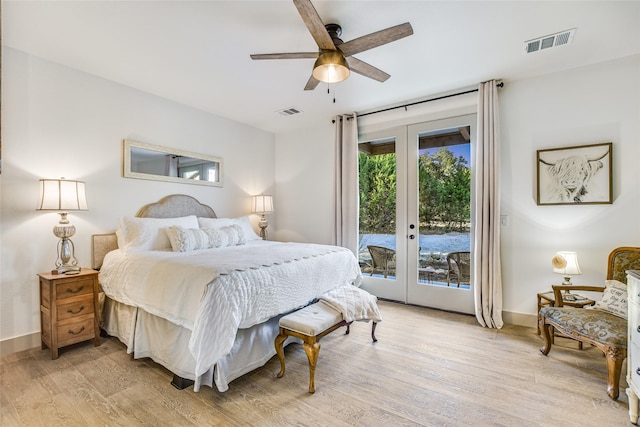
[[99, 240, 362, 391], [320, 284, 382, 323]]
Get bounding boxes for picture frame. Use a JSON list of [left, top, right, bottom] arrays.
[[536, 142, 612, 205]]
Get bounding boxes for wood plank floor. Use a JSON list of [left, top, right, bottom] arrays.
[[0, 301, 632, 426]]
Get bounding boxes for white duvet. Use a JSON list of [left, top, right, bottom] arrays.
[[99, 240, 362, 390]]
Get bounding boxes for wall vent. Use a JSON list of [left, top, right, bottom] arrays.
[[524, 28, 576, 54], [276, 107, 303, 117]]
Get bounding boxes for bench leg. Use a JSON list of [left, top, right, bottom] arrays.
[[274, 332, 288, 378], [371, 322, 378, 342], [302, 340, 320, 394]]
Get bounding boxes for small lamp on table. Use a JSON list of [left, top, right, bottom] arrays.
[[37, 178, 88, 274], [251, 194, 274, 240], [552, 251, 582, 299]]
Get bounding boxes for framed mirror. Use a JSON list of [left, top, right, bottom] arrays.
[[123, 139, 223, 187]]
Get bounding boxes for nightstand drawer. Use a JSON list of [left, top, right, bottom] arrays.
[[56, 278, 94, 300], [56, 316, 95, 347], [630, 341, 640, 385], [57, 296, 94, 321]]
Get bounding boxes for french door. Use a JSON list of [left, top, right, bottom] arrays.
[[358, 115, 476, 314]]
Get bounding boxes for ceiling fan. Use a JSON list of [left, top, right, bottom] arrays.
[[250, 0, 413, 90]]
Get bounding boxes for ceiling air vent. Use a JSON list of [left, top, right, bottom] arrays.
[[276, 107, 303, 117], [524, 28, 576, 54]]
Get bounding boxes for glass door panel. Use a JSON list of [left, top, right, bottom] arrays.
[[407, 115, 476, 314], [358, 127, 407, 302]]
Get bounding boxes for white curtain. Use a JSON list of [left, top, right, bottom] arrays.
[[474, 80, 503, 328], [334, 113, 359, 254]]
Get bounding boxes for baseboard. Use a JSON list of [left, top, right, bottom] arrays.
[[503, 310, 537, 329], [0, 312, 538, 358], [0, 332, 40, 357]]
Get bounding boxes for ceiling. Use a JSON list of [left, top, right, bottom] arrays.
[[4, 1, 640, 134]]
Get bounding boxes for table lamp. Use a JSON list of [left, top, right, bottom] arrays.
[[37, 178, 88, 274], [251, 195, 274, 240], [552, 251, 581, 285]]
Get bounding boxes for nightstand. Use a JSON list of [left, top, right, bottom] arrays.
[[38, 268, 101, 359]]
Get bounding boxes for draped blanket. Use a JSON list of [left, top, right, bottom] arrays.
[[99, 240, 362, 390], [320, 284, 382, 323]]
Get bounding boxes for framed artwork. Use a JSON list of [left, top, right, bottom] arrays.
[[536, 142, 612, 205]]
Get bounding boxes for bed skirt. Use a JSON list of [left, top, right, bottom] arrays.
[[102, 297, 293, 392]]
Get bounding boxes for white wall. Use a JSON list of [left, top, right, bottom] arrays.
[[274, 123, 336, 245], [499, 54, 640, 325], [275, 55, 640, 327], [0, 48, 275, 353]]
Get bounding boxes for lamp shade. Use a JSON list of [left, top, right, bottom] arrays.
[[552, 251, 581, 276], [312, 51, 350, 83], [251, 195, 274, 214], [37, 179, 88, 211]]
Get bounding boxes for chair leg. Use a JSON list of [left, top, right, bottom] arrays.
[[539, 317, 553, 355], [302, 340, 320, 394], [274, 332, 288, 378], [605, 346, 626, 400]]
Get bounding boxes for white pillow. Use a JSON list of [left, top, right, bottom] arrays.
[[198, 216, 262, 241], [589, 279, 628, 319], [166, 224, 246, 251], [221, 224, 246, 246], [166, 226, 211, 252], [116, 215, 199, 253]]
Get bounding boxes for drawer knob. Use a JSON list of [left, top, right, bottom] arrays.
[[65, 285, 85, 294], [67, 306, 85, 315], [637, 326, 640, 334], [67, 326, 86, 335], [636, 367, 640, 376]]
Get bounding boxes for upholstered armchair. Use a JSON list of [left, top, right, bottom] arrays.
[[539, 247, 640, 400]]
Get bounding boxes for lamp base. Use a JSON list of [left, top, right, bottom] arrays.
[[561, 276, 573, 294], [55, 237, 80, 274], [258, 214, 268, 240]]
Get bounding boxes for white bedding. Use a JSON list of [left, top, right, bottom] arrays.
[[99, 239, 361, 391]]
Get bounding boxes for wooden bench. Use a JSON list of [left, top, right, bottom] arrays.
[[274, 301, 377, 393]]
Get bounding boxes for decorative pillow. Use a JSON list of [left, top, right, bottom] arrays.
[[198, 216, 261, 241], [165, 226, 211, 252], [218, 224, 246, 246], [116, 215, 199, 253], [166, 224, 246, 252], [589, 279, 628, 319]]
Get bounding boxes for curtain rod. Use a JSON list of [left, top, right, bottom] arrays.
[[357, 82, 504, 119]]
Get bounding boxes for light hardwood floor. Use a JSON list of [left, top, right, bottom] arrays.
[[0, 301, 632, 426]]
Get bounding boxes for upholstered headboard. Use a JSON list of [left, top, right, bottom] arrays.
[[91, 194, 217, 269]]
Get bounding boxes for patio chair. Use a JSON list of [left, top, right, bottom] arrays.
[[367, 245, 396, 278], [446, 251, 471, 287]]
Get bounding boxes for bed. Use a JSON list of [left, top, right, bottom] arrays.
[[93, 194, 362, 392]]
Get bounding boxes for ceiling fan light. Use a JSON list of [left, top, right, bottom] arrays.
[[312, 51, 350, 83]]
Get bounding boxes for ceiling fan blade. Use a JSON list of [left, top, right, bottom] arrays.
[[304, 74, 321, 90], [346, 57, 390, 82], [339, 22, 413, 57], [293, 0, 335, 50], [250, 52, 319, 60]]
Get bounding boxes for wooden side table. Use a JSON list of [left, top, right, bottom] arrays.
[[537, 290, 595, 348], [38, 268, 101, 359]]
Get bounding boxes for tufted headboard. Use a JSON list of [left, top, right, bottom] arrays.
[[91, 194, 217, 269]]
